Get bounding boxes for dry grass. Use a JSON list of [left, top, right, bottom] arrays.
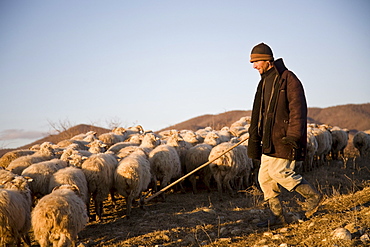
[[27, 153, 370, 247]]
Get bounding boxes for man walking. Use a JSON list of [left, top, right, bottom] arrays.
[[247, 43, 323, 227]]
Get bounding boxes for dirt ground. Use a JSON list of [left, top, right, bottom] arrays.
[[29, 156, 370, 247]]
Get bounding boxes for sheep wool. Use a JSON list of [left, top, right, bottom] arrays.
[[0, 175, 32, 246], [208, 142, 253, 197], [81, 153, 118, 221], [21, 158, 68, 198], [31, 184, 88, 247], [6, 142, 55, 175], [114, 149, 151, 216]]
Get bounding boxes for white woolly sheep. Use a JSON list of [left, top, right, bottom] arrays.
[[216, 126, 235, 143], [86, 139, 107, 153], [149, 134, 183, 198], [60, 147, 91, 163], [56, 139, 89, 150], [81, 153, 118, 221], [330, 126, 349, 160], [71, 130, 97, 142], [21, 158, 68, 198], [203, 131, 221, 147], [0, 149, 35, 168], [98, 128, 128, 148], [180, 130, 200, 147], [230, 116, 250, 128], [138, 132, 161, 155], [353, 131, 370, 158], [184, 143, 214, 193], [208, 142, 253, 198], [114, 149, 152, 217], [195, 127, 214, 142], [311, 124, 333, 166], [304, 127, 318, 172], [0, 175, 33, 246], [107, 141, 140, 154], [112, 133, 159, 160], [48, 166, 89, 209], [6, 142, 55, 175], [31, 184, 88, 247]]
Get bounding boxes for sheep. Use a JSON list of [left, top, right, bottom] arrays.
[[230, 116, 250, 128], [31, 184, 88, 247], [86, 139, 107, 153], [330, 126, 349, 160], [6, 142, 55, 175], [48, 166, 89, 208], [148, 133, 183, 199], [203, 131, 221, 146], [216, 126, 234, 143], [71, 130, 97, 142], [113, 133, 160, 160], [195, 126, 213, 142], [56, 139, 89, 150], [98, 128, 128, 148], [208, 142, 253, 198], [0, 174, 33, 246], [230, 116, 250, 137], [60, 147, 92, 164], [21, 158, 68, 198], [0, 149, 35, 168], [180, 130, 200, 147], [304, 127, 318, 172], [119, 125, 144, 139], [138, 132, 161, 155], [81, 153, 118, 221], [107, 141, 140, 154], [353, 131, 370, 158], [184, 143, 214, 193], [114, 149, 151, 217], [311, 124, 333, 166]]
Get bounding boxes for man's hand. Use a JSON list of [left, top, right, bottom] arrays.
[[282, 136, 299, 149]]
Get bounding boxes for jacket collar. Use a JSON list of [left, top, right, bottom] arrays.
[[273, 58, 288, 75]]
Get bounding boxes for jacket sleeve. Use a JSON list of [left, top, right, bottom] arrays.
[[286, 72, 307, 141]]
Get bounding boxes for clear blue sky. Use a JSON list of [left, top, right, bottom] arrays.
[[1, 0, 369, 149]]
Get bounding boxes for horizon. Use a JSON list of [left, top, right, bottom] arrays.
[[1, 102, 369, 150]]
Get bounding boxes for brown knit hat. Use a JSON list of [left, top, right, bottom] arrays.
[[250, 43, 274, 63]]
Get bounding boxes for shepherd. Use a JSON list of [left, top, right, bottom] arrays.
[[247, 43, 323, 227]]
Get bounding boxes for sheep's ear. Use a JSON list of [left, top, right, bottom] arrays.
[[23, 176, 33, 183], [70, 185, 81, 196], [52, 185, 62, 192]]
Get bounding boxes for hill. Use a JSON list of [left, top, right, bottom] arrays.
[[1, 103, 369, 157], [159, 103, 370, 133]]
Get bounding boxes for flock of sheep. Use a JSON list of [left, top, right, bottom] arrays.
[[0, 117, 369, 246]]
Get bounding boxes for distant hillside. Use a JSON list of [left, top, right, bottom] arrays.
[[1, 103, 369, 157], [159, 103, 370, 133]]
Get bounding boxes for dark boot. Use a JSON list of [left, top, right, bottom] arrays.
[[295, 179, 323, 218], [257, 197, 286, 228]]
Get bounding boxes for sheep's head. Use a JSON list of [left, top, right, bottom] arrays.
[[1, 175, 32, 191], [53, 184, 81, 197]]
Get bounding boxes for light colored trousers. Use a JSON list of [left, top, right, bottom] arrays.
[[259, 154, 303, 201]]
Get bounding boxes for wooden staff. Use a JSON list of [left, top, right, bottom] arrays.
[[144, 136, 249, 203]]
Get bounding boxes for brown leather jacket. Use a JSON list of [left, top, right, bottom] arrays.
[[247, 58, 307, 161]]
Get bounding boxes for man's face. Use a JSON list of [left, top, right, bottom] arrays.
[[253, 60, 272, 75]]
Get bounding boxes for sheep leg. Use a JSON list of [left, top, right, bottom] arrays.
[[110, 188, 116, 206], [203, 171, 213, 193], [126, 191, 134, 217], [21, 234, 31, 247], [189, 174, 198, 194]]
